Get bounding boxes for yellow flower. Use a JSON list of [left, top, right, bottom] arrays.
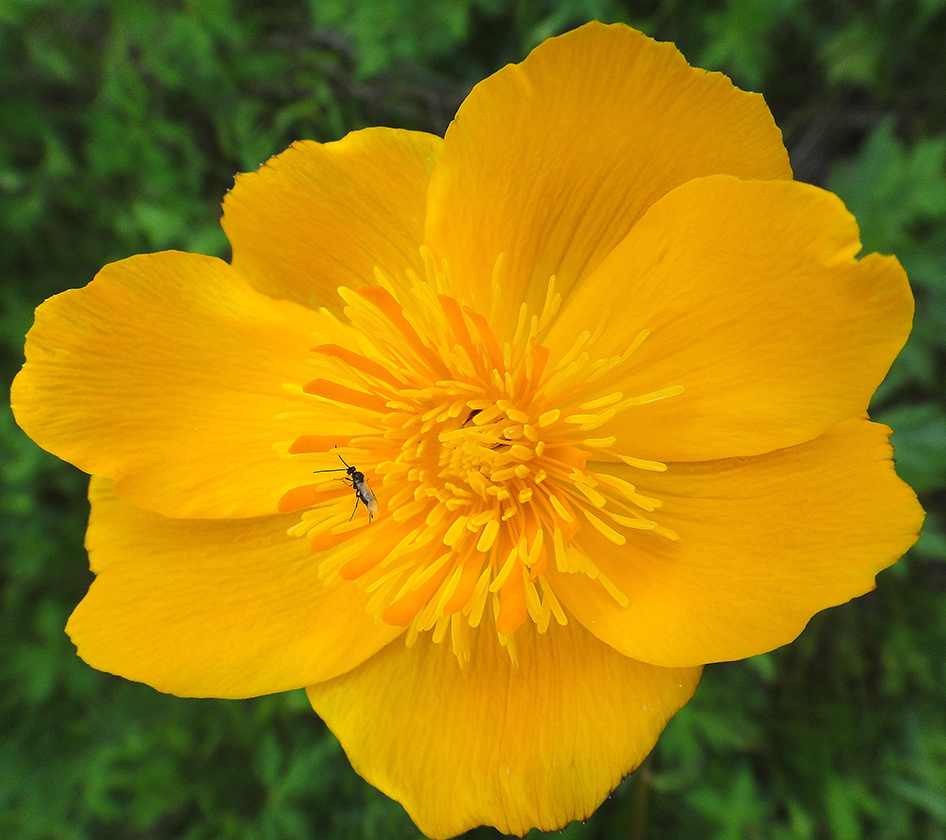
[[11, 21, 923, 838]]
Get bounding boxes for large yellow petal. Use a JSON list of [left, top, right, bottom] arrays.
[[425, 21, 791, 339], [308, 620, 700, 838], [546, 176, 915, 461], [11, 250, 343, 519], [223, 127, 443, 310], [551, 418, 923, 668], [66, 478, 402, 698]]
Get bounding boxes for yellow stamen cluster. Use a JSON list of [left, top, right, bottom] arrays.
[[281, 249, 681, 663]]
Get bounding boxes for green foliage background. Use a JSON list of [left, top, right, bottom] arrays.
[[2, 1, 945, 838]]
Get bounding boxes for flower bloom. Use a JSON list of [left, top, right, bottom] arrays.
[[12, 21, 923, 838]]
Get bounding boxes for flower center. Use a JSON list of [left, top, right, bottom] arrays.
[[279, 249, 682, 663]]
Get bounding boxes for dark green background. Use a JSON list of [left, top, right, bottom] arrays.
[[2, 1, 945, 838]]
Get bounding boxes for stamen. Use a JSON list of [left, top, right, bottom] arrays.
[[536, 275, 561, 334], [487, 252, 507, 328], [579, 392, 623, 410], [465, 567, 492, 627], [313, 344, 404, 387], [476, 518, 501, 552], [279, 248, 682, 660], [615, 453, 668, 471], [583, 509, 627, 545], [303, 379, 389, 413], [582, 436, 616, 448]]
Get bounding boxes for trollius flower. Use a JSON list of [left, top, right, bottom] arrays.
[[12, 21, 923, 838]]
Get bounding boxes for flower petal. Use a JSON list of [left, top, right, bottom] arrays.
[[308, 620, 700, 838], [552, 418, 924, 668], [66, 478, 402, 698], [223, 127, 443, 310], [425, 21, 791, 338], [547, 176, 915, 460], [11, 251, 341, 519]]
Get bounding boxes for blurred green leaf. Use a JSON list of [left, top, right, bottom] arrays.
[[881, 403, 946, 495]]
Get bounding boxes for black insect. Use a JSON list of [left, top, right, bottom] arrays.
[[313, 447, 379, 523], [461, 408, 482, 427]]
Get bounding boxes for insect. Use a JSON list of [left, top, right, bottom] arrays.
[[313, 447, 379, 523], [461, 408, 482, 427]]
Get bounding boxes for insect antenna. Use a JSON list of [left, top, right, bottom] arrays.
[[312, 444, 352, 473]]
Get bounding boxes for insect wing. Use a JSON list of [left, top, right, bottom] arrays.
[[358, 475, 380, 518]]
